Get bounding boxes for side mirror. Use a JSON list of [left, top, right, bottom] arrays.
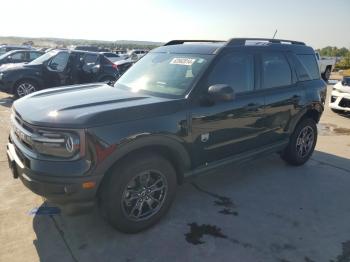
[[208, 84, 235, 102]]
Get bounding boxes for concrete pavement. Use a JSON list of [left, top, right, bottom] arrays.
[[0, 85, 349, 262]]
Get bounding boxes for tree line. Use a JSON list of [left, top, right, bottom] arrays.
[[317, 46, 350, 69]]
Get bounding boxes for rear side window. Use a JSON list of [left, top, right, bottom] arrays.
[[207, 52, 254, 93], [296, 54, 320, 81], [262, 52, 292, 88], [29, 52, 42, 60], [84, 54, 98, 65]]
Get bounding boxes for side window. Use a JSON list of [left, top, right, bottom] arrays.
[[82, 54, 99, 72], [10, 52, 25, 62], [207, 52, 254, 93], [262, 52, 292, 88], [296, 54, 320, 80], [29, 52, 42, 60], [49, 52, 69, 72]]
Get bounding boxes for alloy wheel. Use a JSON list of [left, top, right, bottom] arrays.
[[17, 83, 36, 97], [121, 170, 168, 221], [296, 126, 314, 158]]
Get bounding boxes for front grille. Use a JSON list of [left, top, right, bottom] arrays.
[[339, 98, 350, 108], [11, 113, 35, 151]]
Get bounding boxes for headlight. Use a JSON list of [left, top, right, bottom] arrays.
[[32, 130, 83, 158]]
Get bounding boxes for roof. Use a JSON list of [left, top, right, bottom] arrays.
[[152, 43, 225, 55], [152, 38, 315, 55]]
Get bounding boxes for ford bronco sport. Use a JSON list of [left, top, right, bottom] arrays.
[[7, 38, 327, 233]]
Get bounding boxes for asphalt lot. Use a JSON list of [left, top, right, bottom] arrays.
[[0, 85, 350, 262]]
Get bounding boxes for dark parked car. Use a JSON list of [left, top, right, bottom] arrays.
[[0, 50, 44, 66], [0, 45, 33, 55], [0, 49, 120, 97], [7, 38, 326, 233]]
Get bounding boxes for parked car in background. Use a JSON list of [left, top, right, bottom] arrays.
[[330, 76, 350, 113], [0, 49, 119, 97], [112, 59, 133, 75], [0, 50, 44, 66], [0, 45, 33, 55], [314, 51, 336, 81], [74, 45, 109, 52], [7, 38, 326, 233], [100, 52, 125, 63], [128, 49, 148, 61]]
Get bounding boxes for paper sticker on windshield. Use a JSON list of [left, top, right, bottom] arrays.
[[170, 58, 196, 66]]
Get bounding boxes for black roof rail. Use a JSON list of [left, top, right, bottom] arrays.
[[164, 40, 225, 46], [227, 38, 306, 46]]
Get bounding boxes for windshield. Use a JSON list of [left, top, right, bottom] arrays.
[[115, 52, 212, 97], [28, 50, 59, 65]]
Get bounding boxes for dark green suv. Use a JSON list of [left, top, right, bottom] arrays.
[[7, 38, 327, 233]]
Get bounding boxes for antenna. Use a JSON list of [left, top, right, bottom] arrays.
[[272, 29, 278, 39]]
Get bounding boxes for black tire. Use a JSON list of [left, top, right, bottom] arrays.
[[14, 80, 38, 98], [99, 153, 177, 233], [100, 76, 116, 86], [281, 118, 317, 166]]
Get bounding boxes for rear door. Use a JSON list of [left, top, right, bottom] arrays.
[[259, 51, 305, 143]]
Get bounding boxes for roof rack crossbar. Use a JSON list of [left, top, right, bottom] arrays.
[[164, 40, 225, 46], [227, 38, 305, 46]]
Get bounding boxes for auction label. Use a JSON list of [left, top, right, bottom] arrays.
[[170, 58, 196, 66]]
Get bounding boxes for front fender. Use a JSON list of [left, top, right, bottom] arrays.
[[90, 133, 191, 178]]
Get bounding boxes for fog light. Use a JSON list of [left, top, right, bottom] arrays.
[[82, 181, 96, 189]]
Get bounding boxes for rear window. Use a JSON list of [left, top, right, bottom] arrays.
[[296, 54, 320, 81]]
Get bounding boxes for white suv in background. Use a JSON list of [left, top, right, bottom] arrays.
[[330, 76, 350, 113], [128, 49, 148, 61]]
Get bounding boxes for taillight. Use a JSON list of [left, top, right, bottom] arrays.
[[112, 63, 118, 69]]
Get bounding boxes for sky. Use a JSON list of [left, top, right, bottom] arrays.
[[1, 0, 349, 49]]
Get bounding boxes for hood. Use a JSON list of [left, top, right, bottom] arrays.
[[13, 83, 183, 128], [334, 81, 350, 94]]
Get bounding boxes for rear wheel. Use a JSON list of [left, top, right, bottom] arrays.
[[14, 80, 38, 98], [281, 118, 317, 166], [99, 153, 177, 233]]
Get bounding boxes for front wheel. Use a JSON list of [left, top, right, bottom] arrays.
[[99, 153, 177, 233], [281, 118, 317, 166], [14, 80, 38, 98]]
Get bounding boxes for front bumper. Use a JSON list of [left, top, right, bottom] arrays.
[[329, 90, 350, 112], [6, 140, 103, 214]]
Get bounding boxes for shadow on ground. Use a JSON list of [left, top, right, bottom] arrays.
[[32, 151, 350, 262]]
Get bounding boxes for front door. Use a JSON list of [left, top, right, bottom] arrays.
[[44, 51, 71, 87], [191, 50, 267, 167]]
